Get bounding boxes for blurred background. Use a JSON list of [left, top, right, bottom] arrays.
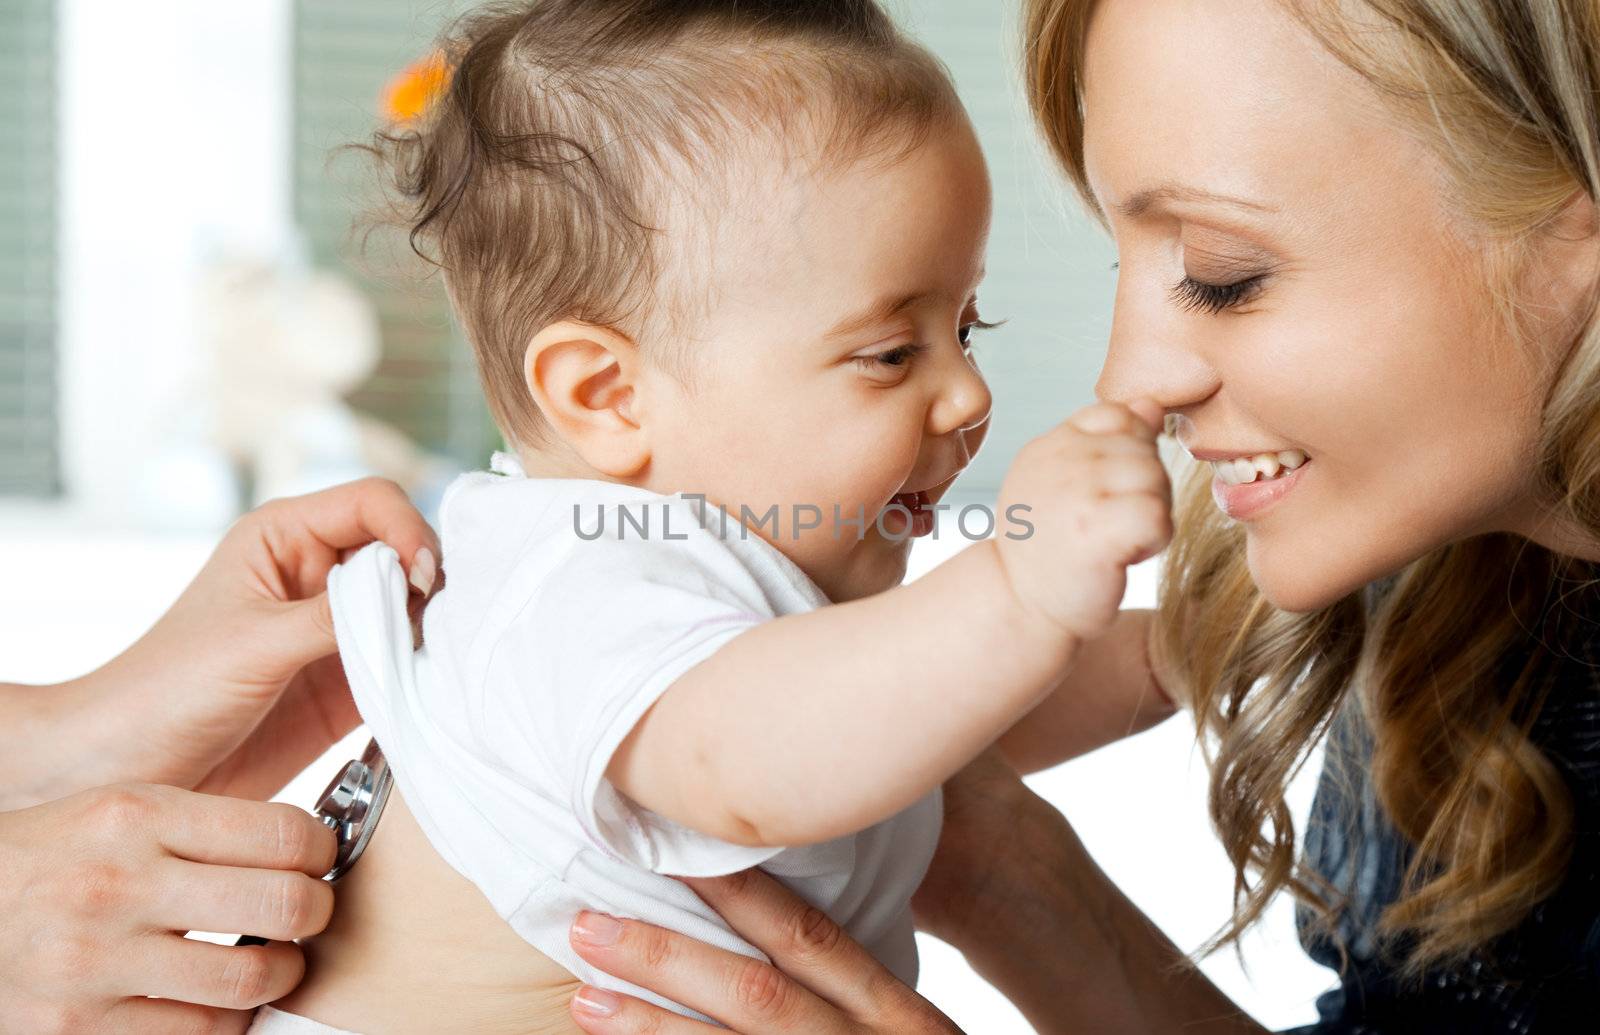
[[0, 1, 1332, 1029]]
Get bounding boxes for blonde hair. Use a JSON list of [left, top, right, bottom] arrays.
[[363, 0, 960, 447], [1024, 0, 1600, 977]]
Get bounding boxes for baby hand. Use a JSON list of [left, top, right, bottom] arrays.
[[993, 399, 1172, 643]]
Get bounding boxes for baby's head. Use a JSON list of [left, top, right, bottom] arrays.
[[377, 0, 994, 601]]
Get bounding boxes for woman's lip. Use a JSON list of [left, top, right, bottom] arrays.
[[1211, 460, 1311, 520]]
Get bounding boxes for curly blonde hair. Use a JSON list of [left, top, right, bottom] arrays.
[[1024, 0, 1600, 978]]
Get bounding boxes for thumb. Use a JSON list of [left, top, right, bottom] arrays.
[[1126, 397, 1167, 437], [269, 590, 340, 675]]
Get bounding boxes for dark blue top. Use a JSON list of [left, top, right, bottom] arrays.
[[1286, 575, 1600, 1034]]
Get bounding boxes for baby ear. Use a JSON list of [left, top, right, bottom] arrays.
[[523, 320, 649, 478]]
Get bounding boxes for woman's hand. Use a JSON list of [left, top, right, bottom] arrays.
[[909, 747, 1058, 949], [0, 783, 338, 1034], [563, 868, 963, 1033], [0, 479, 436, 1030], [917, 753, 1264, 1035], [2, 477, 440, 807]]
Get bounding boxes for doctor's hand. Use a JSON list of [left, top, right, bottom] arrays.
[[0, 783, 337, 1034], [1, 477, 440, 809], [563, 869, 963, 1034]]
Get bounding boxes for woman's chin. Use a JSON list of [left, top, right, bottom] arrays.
[[1245, 537, 1366, 615]]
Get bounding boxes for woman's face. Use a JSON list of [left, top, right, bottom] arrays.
[[1082, 0, 1588, 612]]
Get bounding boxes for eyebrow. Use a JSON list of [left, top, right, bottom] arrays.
[[823, 291, 939, 340], [823, 276, 987, 341], [1115, 184, 1278, 218]]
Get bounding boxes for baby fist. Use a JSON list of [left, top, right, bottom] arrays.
[[994, 399, 1172, 643]]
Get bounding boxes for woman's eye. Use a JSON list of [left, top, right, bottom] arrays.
[[1171, 274, 1266, 314]]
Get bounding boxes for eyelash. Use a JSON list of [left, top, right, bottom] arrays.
[[857, 343, 929, 369], [1170, 275, 1267, 314], [854, 319, 1002, 371]]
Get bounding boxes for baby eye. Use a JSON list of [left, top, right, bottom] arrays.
[[855, 343, 928, 370], [959, 318, 1003, 348]]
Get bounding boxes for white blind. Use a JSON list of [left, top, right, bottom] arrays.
[[0, 0, 58, 496]]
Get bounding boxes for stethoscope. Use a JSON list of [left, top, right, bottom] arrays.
[[235, 737, 392, 946], [310, 737, 394, 881]]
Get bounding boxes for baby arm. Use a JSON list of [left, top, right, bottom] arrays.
[[608, 400, 1172, 848]]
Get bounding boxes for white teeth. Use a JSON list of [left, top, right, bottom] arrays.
[[1210, 449, 1309, 485]]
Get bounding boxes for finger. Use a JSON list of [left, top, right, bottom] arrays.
[[1102, 494, 1174, 564], [1066, 402, 1159, 440], [99, 997, 252, 1035], [678, 870, 897, 1020], [261, 590, 341, 679], [144, 788, 337, 876], [568, 910, 852, 1034], [148, 857, 333, 941], [1085, 455, 1172, 498], [119, 935, 305, 1010], [1076, 431, 1170, 462], [268, 477, 441, 593], [568, 986, 724, 1034], [1125, 397, 1167, 436], [268, 550, 435, 683]]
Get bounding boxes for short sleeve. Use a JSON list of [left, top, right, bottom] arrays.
[[485, 497, 790, 876]]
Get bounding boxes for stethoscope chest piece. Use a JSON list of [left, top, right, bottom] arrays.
[[315, 738, 393, 882], [235, 738, 392, 946]]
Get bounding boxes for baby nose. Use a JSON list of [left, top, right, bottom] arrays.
[[930, 355, 992, 437]]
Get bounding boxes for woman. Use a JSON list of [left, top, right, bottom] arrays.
[[556, 0, 1600, 1031], [0, 478, 439, 1033]]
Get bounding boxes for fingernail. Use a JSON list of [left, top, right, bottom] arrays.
[[572, 986, 620, 1017], [408, 546, 437, 597], [572, 910, 623, 946]]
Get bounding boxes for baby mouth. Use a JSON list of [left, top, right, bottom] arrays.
[[889, 488, 932, 513], [1210, 449, 1309, 486], [889, 468, 962, 511]]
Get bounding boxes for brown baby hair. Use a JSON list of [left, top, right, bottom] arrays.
[[364, 0, 963, 447]]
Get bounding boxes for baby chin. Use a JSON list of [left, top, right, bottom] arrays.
[[819, 537, 915, 603]]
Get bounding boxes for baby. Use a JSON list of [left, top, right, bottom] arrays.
[[258, 1, 1172, 1032]]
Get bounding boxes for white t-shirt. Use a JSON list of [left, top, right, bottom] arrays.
[[326, 454, 942, 1024], [246, 1006, 357, 1035]]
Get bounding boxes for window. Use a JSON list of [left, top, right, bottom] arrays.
[[293, 0, 497, 468]]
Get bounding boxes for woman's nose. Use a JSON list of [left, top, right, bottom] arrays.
[[929, 345, 993, 437], [1095, 296, 1219, 412]]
